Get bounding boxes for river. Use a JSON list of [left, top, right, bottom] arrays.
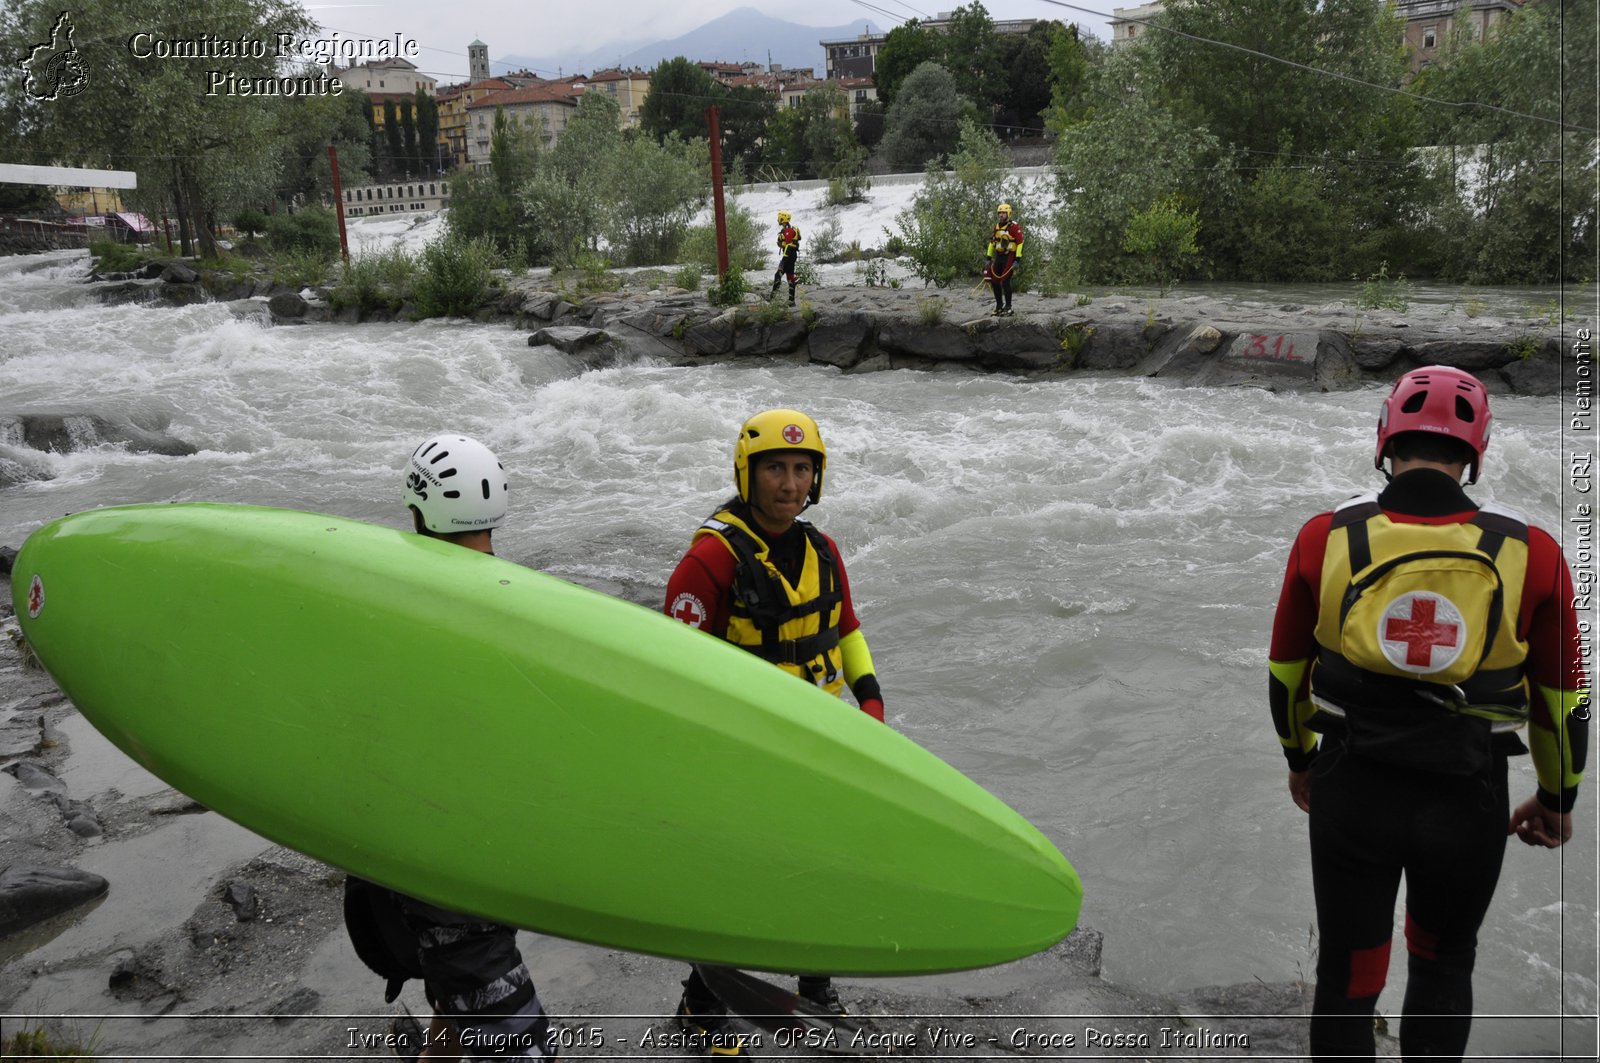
[[1, 247, 1594, 1057]]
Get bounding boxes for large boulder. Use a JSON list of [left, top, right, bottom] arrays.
[[807, 312, 874, 369], [0, 865, 110, 936], [970, 320, 1066, 371], [877, 322, 975, 362], [0, 412, 197, 457]]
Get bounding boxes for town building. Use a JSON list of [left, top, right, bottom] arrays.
[[585, 68, 651, 128], [334, 56, 437, 129], [819, 12, 1038, 79], [436, 78, 515, 171], [1108, 3, 1164, 46], [340, 177, 450, 217], [464, 80, 588, 167], [1393, 0, 1528, 70], [1110, 0, 1529, 65]]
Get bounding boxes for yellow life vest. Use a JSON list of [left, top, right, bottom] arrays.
[[1310, 495, 1531, 728], [694, 509, 845, 695], [988, 224, 1018, 257]]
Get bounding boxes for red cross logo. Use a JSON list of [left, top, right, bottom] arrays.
[[782, 423, 805, 444], [26, 575, 44, 618], [1381, 594, 1461, 670], [670, 592, 706, 629]]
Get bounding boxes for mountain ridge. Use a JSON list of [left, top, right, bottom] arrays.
[[489, 6, 881, 80]]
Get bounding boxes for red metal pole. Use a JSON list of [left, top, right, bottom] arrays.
[[705, 105, 729, 278], [328, 144, 350, 263]]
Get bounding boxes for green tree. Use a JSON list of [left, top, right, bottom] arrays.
[[872, 21, 944, 109], [1051, 49, 1228, 284], [716, 83, 777, 171], [414, 88, 441, 175], [640, 57, 717, 142], [2, 0, 314, 257], [400, 99, 419, 174], [1122, 194, 1201, 293], [994, 22, 1059, 136], [1411, 0, 1596, 283], [600, 134, 706, 265], [893, 119, 1032, 287], [879, 62, 963, 173], [1044, 22, 1094, 133], [943, 3, 1004, 114], [384, 100, 404, 179], [273, 90, 374, 211]]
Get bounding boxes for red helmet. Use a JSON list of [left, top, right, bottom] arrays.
[[1374, 365, 1491, 484]]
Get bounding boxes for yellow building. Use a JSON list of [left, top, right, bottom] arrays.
[[584, 68, 651, 128], [437, 78, 515, 170]]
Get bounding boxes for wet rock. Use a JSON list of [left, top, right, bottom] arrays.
[[970, 320, 1066, 371], [160, 262, 198, 285], [733, 318, 807, 357], [223, 880, 259, 922], [269, 986, 321, 1018], [528, 325, 610, 355], [1499, 341, 1563, 396], [109, 948, 173, 1001], [65, 813, 102, 839], [268, 291, 308, 321], [0, 713, 41, 758], [1040, 925, 1104, 977], [684, 313, 737, 356], [1410, 338, 1515, 370], [0, 546, 15, 575], [4, 760, 66, 795], [807, 313, 873, 369], [0, 412, 197, 457], [0, 864, 110, 935], [1350, 336, 1408, 371], [877, 321, 974, 362]]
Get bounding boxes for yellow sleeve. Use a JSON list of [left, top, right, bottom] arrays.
[[1528, 684, 1590, 806], [1268, 657, 1319, 766], [840, 628, 876, 687]]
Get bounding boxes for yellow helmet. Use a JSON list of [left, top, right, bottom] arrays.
[[777, 210, 791, 224], [734, 408, 826, 505], [996, 203, 1012, 216]]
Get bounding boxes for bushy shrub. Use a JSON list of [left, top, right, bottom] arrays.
[[673, 264, 703, 291], [272, 247, 336, 288], [707, 269, 750, 307], [894, 120, 1031, 288], [89, 237, 146, 275], [683, 202, 765, 273], [330, 246, 417, 314], [264, 206, 340, 257], [233, 207, 269, 238], [412, 235, 501, 318]]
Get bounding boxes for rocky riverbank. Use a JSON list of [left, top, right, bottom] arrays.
[[98, 258, 1586, 397]]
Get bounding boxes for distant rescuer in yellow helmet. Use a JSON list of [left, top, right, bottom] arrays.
[[663, 408, 887, 1052], [985, 202, 1024, 316], [770, 209, 801, 306]]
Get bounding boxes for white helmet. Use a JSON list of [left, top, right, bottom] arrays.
[[404, 434, 507, 532]]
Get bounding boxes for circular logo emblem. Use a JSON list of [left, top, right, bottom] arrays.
[[26, 574, 44, 619], [782, 423, 806, 445], [1378, 591, 1466, 673], [669, 592, 707, 629]]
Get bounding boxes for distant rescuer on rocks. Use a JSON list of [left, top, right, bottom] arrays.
[[1266, 366, 1588, 1061], [343, 434, 561, 1062], [770, 210, 801, 306], [985, 203, 1023, 316]]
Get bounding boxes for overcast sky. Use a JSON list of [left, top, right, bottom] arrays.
[[305, 0, 1115, 81]]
